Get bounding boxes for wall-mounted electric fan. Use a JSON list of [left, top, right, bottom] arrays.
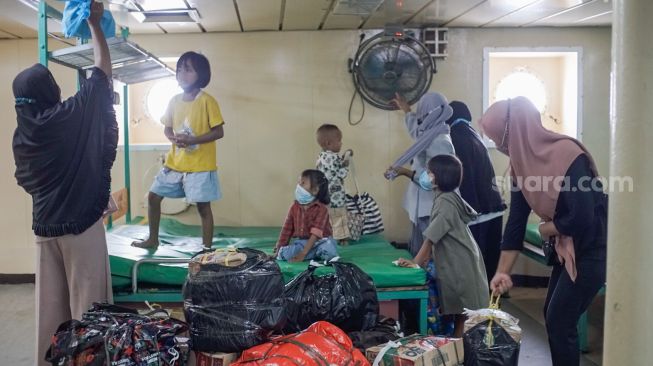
[[350, 29, 434, 112]]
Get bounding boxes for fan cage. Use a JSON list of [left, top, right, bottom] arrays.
[[352, 32, 434, 110]]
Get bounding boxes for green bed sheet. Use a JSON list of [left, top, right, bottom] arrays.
[[525, 223, 542, 246], [108, 219, 426, 289]]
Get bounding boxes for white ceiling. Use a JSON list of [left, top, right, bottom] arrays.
[[0, 0, 612, 39]]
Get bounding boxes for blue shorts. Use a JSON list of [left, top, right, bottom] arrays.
[[277, 237, 338, 262], [150, 167, 222, 203]]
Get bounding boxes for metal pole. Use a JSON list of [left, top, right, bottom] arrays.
[[123, 83, 131, 224], [120, 27, 132, 224], [38, 0, 48, 66]]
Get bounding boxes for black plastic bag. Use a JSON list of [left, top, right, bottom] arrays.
[[348, 316, 402, 351], [183, 248, 285, 305], [463, 319, 520, 366], [183, 248, 286, 353], [283, 261, 379, 333], [185, 299, 286, 353]]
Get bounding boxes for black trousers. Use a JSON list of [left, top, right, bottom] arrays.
[[543, 257, 606, 366], [469, 216, 503, 284]]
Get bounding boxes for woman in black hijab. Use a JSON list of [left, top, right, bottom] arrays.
[[12, 3, 117, 365], [446, 101, 506, 284]]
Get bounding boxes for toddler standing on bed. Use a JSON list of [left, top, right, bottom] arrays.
[[274, 169, 338, 262], [316, 124, 352, 245]]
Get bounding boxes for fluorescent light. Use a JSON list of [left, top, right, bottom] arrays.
[[129, 8, 201, 23], [138, 0, 187, 11]]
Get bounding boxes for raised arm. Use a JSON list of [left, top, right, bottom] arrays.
[[87, 1, 111, 78]]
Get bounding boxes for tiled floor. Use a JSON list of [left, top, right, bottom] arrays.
[[505, 287, 604, 365], [0, 284, 604, 365]]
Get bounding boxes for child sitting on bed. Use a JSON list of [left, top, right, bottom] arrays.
[[274, 169, 339, 263], [398, 155, 489, 337]]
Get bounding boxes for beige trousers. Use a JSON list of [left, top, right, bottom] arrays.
[[328, 206, 350, 240], [35, 219, 112, 366]]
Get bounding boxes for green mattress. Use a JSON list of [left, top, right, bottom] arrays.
[[108, 219, 426, 289], [525, 223, 543, 246]]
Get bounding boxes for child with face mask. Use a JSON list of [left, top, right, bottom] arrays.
[[274, 169, 339, 262], [397, 155, 489, 337]]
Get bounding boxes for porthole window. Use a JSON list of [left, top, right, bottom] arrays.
[[146, 78, 182, 124], [495, 70, 547, 113]]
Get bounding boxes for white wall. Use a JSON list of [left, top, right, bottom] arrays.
[[0, 27, 611, 274]]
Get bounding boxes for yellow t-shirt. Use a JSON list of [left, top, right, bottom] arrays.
[[162, 91, 224, 172]]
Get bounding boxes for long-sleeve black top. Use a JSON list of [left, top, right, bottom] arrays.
[[501, 154, 607, 260]]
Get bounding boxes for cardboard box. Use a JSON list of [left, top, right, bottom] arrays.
[[190, 351, 239, 366], [366, 334, 464, 366]]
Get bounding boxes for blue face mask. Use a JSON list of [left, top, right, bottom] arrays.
[[418, 170, 434, 191], [295, 184, 315, 205]]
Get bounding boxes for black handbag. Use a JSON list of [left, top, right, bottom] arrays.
[[542, 236, 560, 266]]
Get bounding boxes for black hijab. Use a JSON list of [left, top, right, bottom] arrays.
[[446, 101, 472, 125], [12, 64, 118, 237], [445, 100, 504, 214]]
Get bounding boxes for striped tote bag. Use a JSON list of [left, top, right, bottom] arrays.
[[345, 159, 384, 236]]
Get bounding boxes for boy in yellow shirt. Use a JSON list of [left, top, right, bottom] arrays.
[[133, 52, 224, 250]]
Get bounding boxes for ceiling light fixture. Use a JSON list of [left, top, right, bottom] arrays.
[[129, 8, 201, 23]]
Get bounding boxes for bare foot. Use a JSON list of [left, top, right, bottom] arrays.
[[131, 237, 159, 249], [338, 240, 349, 246]]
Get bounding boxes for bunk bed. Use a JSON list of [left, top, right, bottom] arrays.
[[36, 0, 429, 333]]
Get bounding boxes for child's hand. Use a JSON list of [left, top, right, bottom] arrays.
[[342, 150, 353, 166], [397, 258, 417, 267], [175, 134, 195, 147]]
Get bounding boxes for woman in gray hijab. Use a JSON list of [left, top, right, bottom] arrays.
[[386, 92, 455, 256]]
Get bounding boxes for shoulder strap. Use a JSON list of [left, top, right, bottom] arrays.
[[348, 156, 361, 195]]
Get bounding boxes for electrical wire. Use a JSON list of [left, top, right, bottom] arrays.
[[348, 33, 367, 126], [348, 87, 365, 126]]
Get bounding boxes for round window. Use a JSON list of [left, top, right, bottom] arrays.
[[146, 78, 182, 124], [495, 70, 547, 113]]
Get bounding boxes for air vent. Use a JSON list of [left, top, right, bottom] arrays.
[[332, 0, 384, 16], [130, 8, 200, 23]]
